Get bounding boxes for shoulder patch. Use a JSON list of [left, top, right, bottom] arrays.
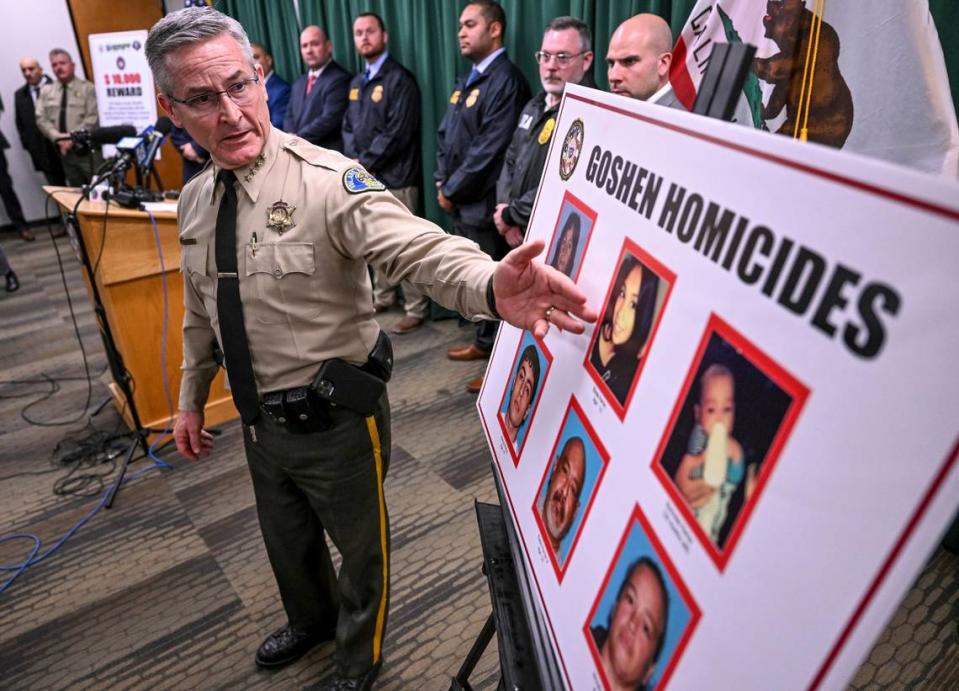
[[343, 166, 386, 194]]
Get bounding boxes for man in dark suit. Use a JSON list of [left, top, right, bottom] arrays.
[[15, 58, 66, 191], [0, 94, 32, 242], [284, 26, 351, 152], [251, 42, 291, 129], [607, 14, 683, 109], [436, 1, 530, 392]]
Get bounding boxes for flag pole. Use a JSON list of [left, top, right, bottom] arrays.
[[799, 0, 827, 142]]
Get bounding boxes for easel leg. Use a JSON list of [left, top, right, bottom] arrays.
[[449, 613, 496, 691]]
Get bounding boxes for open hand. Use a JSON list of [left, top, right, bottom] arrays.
[[492, 239, 597, 339]]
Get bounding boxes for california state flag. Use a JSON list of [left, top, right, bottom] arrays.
[[671, 0, 959, 176]]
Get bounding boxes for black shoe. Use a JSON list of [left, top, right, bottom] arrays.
[[254, 623, 335, 670], [5, 271, 19, 292], [314, 663, 381, 691]]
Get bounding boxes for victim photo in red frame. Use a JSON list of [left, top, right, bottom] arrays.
[[531, 397, 609, 582], [584, 505, 700, 691], [544, 190, 597, 282], [584, 239, 675, 419], [497, 331, 553, 465], [651, 314, 809, 571]]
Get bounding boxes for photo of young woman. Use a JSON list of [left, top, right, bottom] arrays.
[[549, 212, 581, 276], [545, 191, 596, 282], [585, 241, 674, 416]]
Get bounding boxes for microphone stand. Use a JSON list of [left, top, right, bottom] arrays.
[[66, 159, 166, 508]]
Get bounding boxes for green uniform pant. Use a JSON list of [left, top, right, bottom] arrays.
[[61, 148, 104, 188], [242, 393, 391, 676]]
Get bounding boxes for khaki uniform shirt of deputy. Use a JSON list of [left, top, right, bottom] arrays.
[[148, 7, 595, 690], [176, 126, 498, 411], [35, 50, 102, 187]]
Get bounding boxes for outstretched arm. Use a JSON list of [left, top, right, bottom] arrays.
[[492, 239, 597, 339]]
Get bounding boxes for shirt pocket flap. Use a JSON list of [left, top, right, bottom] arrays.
[[246, 242, 316, 278]]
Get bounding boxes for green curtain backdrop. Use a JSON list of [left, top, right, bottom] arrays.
[[289, 0, 700, 224], [217, 0, 301, 85], [215, 0, 958, 224]]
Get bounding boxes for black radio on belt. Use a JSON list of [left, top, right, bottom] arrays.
[[260, 388, 331, 434]]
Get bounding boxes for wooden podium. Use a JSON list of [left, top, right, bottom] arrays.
[[46, 187, 237, 438]]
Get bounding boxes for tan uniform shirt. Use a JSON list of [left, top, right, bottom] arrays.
[[178, 127, 496, 411], [35, 77, 99, 141]]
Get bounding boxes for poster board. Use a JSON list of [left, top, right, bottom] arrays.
[[88, 30, 158, 157], [477, 83, 959, 690]]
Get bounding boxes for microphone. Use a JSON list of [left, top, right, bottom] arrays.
[[57, 124, 137, 147], [141, 116, 174, 176], [103, 117, 175, 208]]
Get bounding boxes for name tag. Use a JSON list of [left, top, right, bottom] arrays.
[[518, 113, 533, 130]]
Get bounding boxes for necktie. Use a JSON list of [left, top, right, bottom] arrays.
[[58, 84, 67, 134], [306, 73, 317, 95], [363, 68, 371, 85], [465, 67, 480, 87], [214, 170, 260, 426]]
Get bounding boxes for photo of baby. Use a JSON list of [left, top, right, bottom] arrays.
[[652, 315, 808, 568], [545, 192, 596, 281], [585, 506, 699, 691], [585, 240, 674, 419], [497, 332, 552, 463], [533, 397, 608, 578]]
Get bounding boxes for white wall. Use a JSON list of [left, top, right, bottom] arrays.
[[0, 0, 85, 223]]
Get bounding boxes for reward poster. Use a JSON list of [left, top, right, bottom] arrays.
[[89, 30, 158, 156], [477, 84, 959, 690]]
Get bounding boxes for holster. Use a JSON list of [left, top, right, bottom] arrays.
[[258, 331, 393, 432]]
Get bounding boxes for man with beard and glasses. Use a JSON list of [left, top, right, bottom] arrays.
[[342, 11, 428, 336]]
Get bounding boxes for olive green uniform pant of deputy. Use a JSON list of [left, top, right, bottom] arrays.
[[242, 394, 392, 677], [61, 148, 104, 188]]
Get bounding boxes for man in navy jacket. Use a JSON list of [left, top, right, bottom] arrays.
[[252, 42, 291, 129], [436, 1, 530, 391], [342, 12, 428, 335], [284, 26, 351, 152]]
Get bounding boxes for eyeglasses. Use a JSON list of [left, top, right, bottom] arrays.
[[168, 76, 260, 113], [534, 50, 587, 66]]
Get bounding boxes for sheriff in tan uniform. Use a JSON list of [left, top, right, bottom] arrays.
[[178, 127, 496, 410], [35, 49, 101, 187], [148, 9, 594, 690], [178, 125, 496, 685]]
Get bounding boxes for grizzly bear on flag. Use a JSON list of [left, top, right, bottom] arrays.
[[752, 0, 854, 148]]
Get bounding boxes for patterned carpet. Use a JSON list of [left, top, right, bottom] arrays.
[[0, 227, 955, 690]]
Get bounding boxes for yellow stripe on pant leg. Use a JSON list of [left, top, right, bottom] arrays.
[[366, 415, 389, 664]]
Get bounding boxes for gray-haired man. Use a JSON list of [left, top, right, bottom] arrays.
[[35, 49, 102, 186], [145, 7, 595, 690]]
